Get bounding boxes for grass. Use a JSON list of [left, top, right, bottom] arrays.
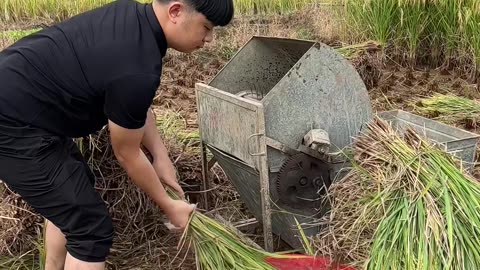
[[0, 237, 45, 270], [0, 28, 40, 43], [343, 0, 480, 71]]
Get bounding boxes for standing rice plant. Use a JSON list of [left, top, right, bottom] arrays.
[[231, 0, 317, 15], [431, 0, 464, 63], [397, 0, 430, 65], [343, 0, 399, 45], [463, 2, 480, 80], [1, 0, 119, 23], [0, 0, 321, 23], [344, 0, 480, 71]]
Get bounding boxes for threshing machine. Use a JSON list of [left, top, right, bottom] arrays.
[[195, 37, 479, 251]]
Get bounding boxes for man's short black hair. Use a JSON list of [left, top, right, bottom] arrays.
[[157, 0, 234, 26]]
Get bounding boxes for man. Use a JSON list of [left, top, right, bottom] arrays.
[[0, 0, 234, 269]]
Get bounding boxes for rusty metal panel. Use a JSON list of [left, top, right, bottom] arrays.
[[196, 83, 263, 168]]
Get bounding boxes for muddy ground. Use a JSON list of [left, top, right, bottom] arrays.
[[1, 5, 479, 269]]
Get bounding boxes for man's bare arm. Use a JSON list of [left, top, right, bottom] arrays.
[[141, 109, 184, 197], [109, 119, 173, 208]]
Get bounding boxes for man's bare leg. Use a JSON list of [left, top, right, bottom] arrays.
[[44, 219, 106, 270], [44, 220, 67, 270], [64, 253, 105, 270]]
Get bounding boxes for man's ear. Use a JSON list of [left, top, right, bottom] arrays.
[[167, 2, 186, 24]]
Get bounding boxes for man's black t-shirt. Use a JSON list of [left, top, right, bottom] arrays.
[[0, 0, 167, 138]]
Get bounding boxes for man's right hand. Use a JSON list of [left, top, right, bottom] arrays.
[[164, 199, 196, 230]]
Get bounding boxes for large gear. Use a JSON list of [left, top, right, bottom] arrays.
[[276, 153, 331, 210]]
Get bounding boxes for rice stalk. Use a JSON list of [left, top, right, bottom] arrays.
[[167, 189, 309, 270], [315, 117, 480, 269]]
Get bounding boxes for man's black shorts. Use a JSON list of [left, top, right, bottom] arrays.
[[0, 121, 114, 262]]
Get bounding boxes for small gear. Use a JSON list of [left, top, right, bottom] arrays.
[[276, 153, 331, 210]]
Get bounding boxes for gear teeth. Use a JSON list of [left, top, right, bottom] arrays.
[[276, 153, 329, 210], [276, 156, 293, 193]]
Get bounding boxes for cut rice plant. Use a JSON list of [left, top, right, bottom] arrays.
[[335, 41, 382, 60], [0, 236, 45, 270], [414, 94, 480, 126], [167, 188, 355, 270], [166, 190, 295, 270], [180, 210, 281, 269], [315, 117, 480, 269]]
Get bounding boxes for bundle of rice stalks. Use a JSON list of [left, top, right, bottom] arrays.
[[167, 187, 356, 270], [315, 117, 480, 269], [179, 210, 281, 269], [415, 94, 480, 127]]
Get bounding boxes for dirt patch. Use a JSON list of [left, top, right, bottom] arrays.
[[369, 64, 479, 113]]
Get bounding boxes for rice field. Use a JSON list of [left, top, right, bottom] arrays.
[[0, 0, 322, 23], [344, 0, 480, 69], [1, 0, 480, 269]]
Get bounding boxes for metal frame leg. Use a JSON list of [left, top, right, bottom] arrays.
[[200, 141, 210, 210]]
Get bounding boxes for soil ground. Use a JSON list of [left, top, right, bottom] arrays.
[[1, 4, 479, 269]]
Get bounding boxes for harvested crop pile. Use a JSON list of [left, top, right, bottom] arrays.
[[315, 117, 480, 269], [415, 94, 480, 128]]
